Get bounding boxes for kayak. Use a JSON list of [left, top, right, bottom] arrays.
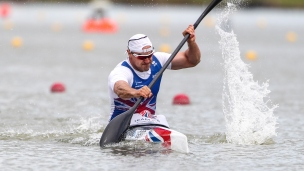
[[100, 112, 189, 153], [123, 124, 189, 153]]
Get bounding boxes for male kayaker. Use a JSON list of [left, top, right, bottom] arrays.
[[108, 25, 201, 127]]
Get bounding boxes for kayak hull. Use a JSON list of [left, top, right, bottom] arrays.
[[124, 125, 189, 153]]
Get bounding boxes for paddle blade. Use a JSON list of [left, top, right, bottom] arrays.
[[99, 110, 134, 147]]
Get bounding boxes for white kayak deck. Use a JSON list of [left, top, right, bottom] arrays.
[[124, 125, 189, 153]]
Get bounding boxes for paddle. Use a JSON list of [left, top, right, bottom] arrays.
[[100, 0, 223, 147]]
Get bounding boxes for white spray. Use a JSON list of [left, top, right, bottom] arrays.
[[216, 3, 278, 145]]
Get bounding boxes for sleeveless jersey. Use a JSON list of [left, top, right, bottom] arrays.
[[109, 55, 164, 121]]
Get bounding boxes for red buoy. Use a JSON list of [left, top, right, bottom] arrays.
[[173, 93, 190, 105], [51, 82, 65, 93], [0, 3, 10, 18]]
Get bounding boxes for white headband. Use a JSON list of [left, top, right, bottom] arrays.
[[128, 34, 153, 53]]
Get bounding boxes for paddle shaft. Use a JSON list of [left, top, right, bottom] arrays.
[[148, 0, 222, 89], [100, 0, 222, 147], [139, 0, 223, 105]]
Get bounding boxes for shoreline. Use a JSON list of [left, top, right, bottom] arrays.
[[3, 0, 304, 9]]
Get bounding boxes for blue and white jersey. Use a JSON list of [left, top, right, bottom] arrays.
[[108, 52, 171, 121]]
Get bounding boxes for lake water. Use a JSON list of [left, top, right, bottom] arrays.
[[1, 2, 304, 171]]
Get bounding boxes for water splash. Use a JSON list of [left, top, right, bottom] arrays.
[[216, 3, 278, 145], [68, 117, 103, 146]]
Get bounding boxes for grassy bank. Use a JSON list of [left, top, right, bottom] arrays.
[[8, 0, 304, 8]]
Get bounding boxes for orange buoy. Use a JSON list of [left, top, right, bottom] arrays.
[[11, 36, 23, 48], [159, 44, 171, 53], [83, 18, 118, 33], [51, 82, 65, 93], [286, 32, 297, 43], [82, 40, 94, 51], [0, 3, 10, 18], [203, 16, 215, 27], [245, 50, 257, 61], [159, 26, 171, 37], [173, 93, 190, 105]]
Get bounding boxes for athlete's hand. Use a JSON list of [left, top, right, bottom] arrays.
[[182, 25, 196, 43], [137, 86, 152, 99]]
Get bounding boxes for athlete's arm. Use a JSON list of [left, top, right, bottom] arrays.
[[114, 80, 152, 99], [171, 25, 201, 70]]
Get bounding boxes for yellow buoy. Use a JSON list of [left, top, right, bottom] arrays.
[[83, 40, 94, 51], [51, 23, 62, 32], [159, 26, 170, 37], [11, 37, 23, 48], [257, 18, 267, 29], [3, 20, 13, 30], [159, 44, 171, 53], [245, 50, 257, 61], [203, 16, 215, 28], [286, 32, 297, 43]]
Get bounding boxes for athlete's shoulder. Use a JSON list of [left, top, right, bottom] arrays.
[[113, 60, 131, 70], [108, 61, 134, 87], [109, 61, 133, 78], [153, 52, 171, 67]]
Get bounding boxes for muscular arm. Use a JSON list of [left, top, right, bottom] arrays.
[[114, 80, 152, 99], [171, 25, 201, 70]]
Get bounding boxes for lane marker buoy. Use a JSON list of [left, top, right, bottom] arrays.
[[0, 3, 10, 18], [83, 40, 94, 51], [3, 20, 13, 30], [11, 37, 23, 48], [159, 26, 171, 37], [245, 50, 257, 61], [51, 23, 63, 32], [203, 16, 215, 28], [159, 44, 171, 53], [51, 82, 65, 93], [173, 93, 190, 105], [257, 18, 267, 29], [286, 32, 297, 43]]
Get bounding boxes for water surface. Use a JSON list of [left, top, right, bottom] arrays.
[[0, 2, 304, 171]]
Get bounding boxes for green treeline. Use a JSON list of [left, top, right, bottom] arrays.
[[10, 0, 304, 8]]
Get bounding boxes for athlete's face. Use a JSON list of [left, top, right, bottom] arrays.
[[129, 46, 154, 72]]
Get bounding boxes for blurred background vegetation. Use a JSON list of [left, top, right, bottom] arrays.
[[6, 0, 304, 8]]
